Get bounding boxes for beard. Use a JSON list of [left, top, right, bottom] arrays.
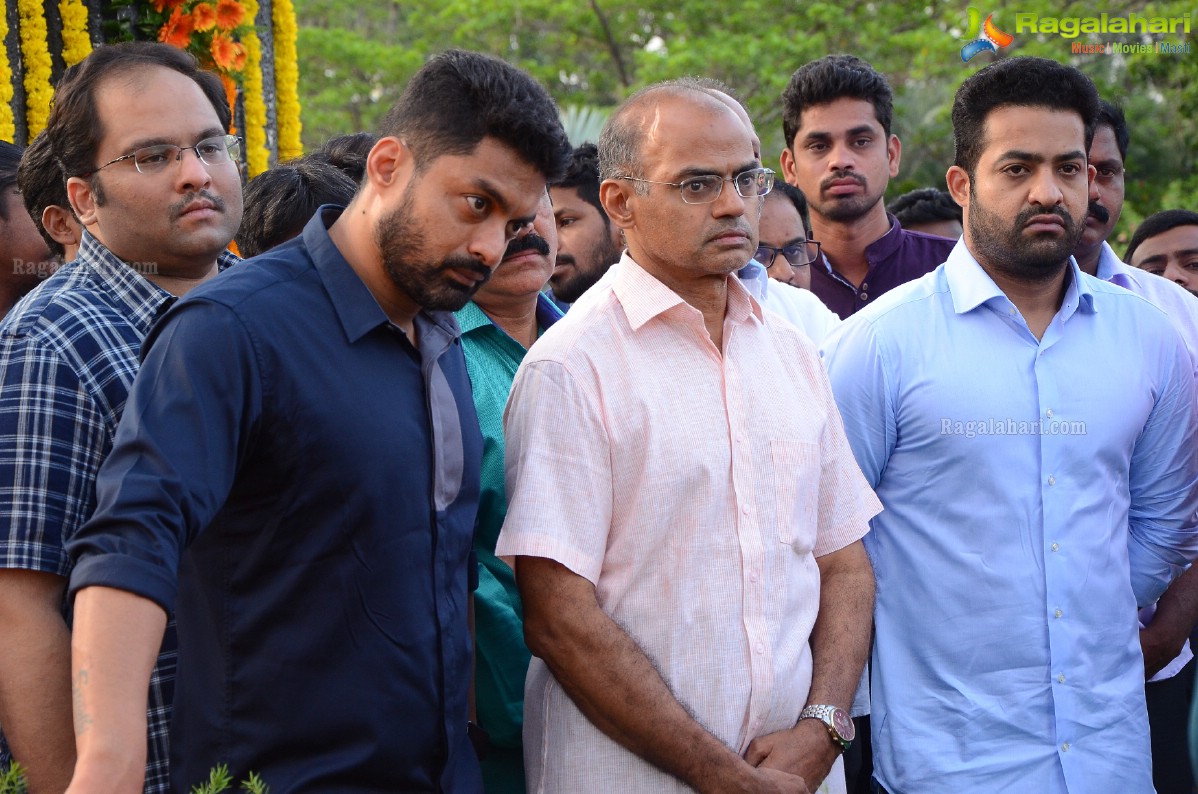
[[551, 232, 623, 303], [373, 189, 492, 312], [968, 195, 1084, 284], [811, 170, 883, 223]]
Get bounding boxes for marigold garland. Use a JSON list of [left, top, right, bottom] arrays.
[[58, 0, 92, 67], [239, 0, 268, 175], [0, 9, 14, 142], [271, 0, 301, 161], [16, 0, 55, 137]]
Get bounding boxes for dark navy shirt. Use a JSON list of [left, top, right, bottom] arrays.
[[810, 214, 956, 319], [68, 208, 484, 792]]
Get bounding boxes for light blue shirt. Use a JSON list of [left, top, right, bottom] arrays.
[[822, 240, 1198, 794]]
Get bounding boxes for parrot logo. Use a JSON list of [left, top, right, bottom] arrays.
[[960, 8, 1014, 61]]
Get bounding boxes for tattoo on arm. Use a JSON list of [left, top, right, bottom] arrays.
[[73, 668, 93, 736]]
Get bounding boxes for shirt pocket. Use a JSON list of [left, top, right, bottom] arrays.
[[769, 438, 820, 554]]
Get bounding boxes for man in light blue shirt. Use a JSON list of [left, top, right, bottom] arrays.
[[822, 57, 1198, 794]]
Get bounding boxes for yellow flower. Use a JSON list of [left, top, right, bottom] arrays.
[[17, 0, 55, 137], [0, 8, 14, 142], [191, 2, 218, 32], [58, 0, 93, 67], [272, 0, 303, 160], [240, 0, 269, 176]]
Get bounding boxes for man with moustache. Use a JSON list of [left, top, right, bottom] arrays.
[[780, 55, 954, 319], [498, 82, 880, 794], [1069, 102, 1198, 794], [549, 143, 623, 305], [823, 57, 1198, 793], [0, 43, 242, 793], [63, 49, 570, 791], [455, 194, 562, 793]]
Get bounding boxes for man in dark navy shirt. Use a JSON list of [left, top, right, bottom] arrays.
[[780, 55, 955, 320], [64, 49, 570, 792]]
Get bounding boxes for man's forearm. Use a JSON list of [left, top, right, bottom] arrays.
[[65, 586, 166, 793], [0, 569, 76, 793], [1142, 565, 1198, 677], [517, 555, 756, 794], [807, 540, 875, 708]]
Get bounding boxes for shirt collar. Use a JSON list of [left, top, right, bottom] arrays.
[[457, 292, 564, 344], [1093, 240, 1139, 290], [946, 238, 1097, 319], [865, 213, 905, 261], [613, 252, 762, 330], [72, 230, 173, 334]]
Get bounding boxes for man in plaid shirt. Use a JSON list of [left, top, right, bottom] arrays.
[[0, 42, 242, 792]]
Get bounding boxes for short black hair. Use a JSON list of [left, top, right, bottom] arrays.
[[311, 132, 378, 184], [1095, 99, 1128, 162], [235, 159, 358, 258], [951, 56, 1099, 177], [781, 55, 894, 148], [0, 141, 20, 222], [45, 42, 230, 185], [887, 188, 962, 229], [15, 133, 71, 255], [379, 49, 571, 182], [551, 143, 606, 224], [768, 180, 809, 228], [1124, 209, 1198, 264]]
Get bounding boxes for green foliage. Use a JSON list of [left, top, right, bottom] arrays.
[[0, 763, 28, 794], [293, 0, 1197, 225], [189, 764, 269, 794]]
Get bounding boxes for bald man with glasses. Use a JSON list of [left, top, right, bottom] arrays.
[[497, 82, 879, 794]]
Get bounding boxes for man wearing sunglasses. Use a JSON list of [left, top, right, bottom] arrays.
[[499, 83, 880, 794], [0, 42, 240, 793]]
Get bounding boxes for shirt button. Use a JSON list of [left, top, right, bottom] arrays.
[[1061, 742, 1071, 752], [742, 505, 751, 515], [1046, 409, 1054, 419], [1054, 608, 1063, 618], [1051, 543, 1060, 552], [1008, 308, 1016, 316], [1058, 674, 1066, 683], [861, 282, 870, 290], [750, 572, 758, 583], [859, 292, 869, 300], [1047, 475, 1056, 486], [756, 643, 765, 655]]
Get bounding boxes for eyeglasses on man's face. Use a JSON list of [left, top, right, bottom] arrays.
[[620, 167, 775, 205], [84, 134, 242, 177], [752, 239, 822, 269]]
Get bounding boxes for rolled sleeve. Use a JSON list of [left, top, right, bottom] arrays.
[[67, 299, 263, 611]]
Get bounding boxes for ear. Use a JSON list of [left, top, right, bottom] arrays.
[[887, 134, 902, 178], [946, 165, 970, 209], [66, 176, 99, 226], [779, 146, 798, 186], [599, 179, 635, 231], [42, 206, 82, 248], [364, 137, 414, 194]]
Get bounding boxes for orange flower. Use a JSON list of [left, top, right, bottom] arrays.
[[214, 0, 247, 31], [158, 6, 195, 49], [219, 73, 238, 133], [151, 0, 186, 12], [191, 3, 218, 31], [210, 33, 246, 72]]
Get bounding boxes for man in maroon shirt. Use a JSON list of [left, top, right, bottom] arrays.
[[780, 55, 955, 319]]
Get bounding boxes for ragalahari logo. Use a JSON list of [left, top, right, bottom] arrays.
[[960, 7, 1014, 61]]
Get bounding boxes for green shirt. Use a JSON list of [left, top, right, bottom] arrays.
[[456, 295, 563, 794]]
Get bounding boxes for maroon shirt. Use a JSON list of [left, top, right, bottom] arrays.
[[810, 214, 956, 319]]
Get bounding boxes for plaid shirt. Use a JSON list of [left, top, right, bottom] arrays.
[[0, 233, 238, 791]]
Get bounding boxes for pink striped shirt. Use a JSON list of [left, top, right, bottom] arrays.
[[497, 254, 881, 792]]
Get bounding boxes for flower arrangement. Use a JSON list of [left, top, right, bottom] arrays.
[[146, 0, 251, 83], [0, 6, 15, 142], [58, 0, 93, 66], [271, 0, 302, 161], [238, 0, 269, 175], [16, 0, 55, 137]]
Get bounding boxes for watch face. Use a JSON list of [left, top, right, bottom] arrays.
[[832, 709, 855, 741]]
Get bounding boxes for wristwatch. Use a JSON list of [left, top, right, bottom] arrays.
[[799, 704, 855, 754]]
